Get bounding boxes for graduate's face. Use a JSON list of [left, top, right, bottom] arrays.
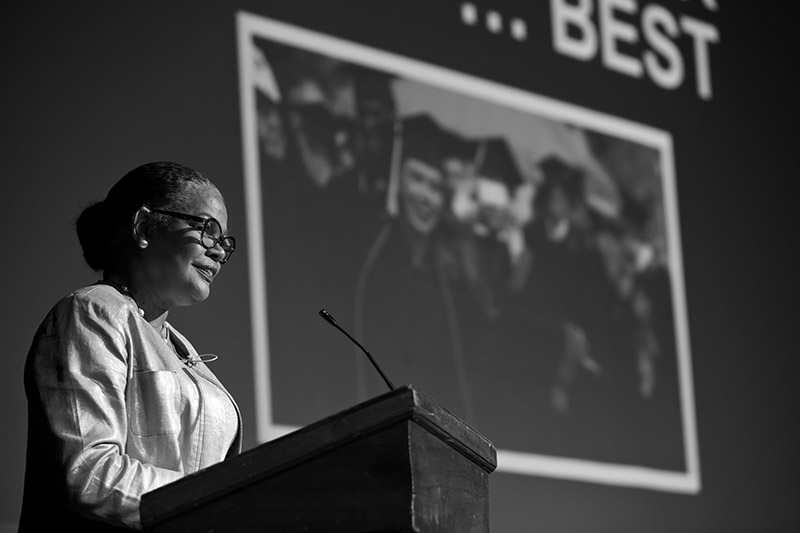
[[399, 157, 444, 234], [546, 186, 571, 220]]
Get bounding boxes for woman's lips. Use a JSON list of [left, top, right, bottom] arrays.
[[194, 265, 217, 283]]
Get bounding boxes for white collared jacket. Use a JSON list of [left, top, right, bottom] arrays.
[[20, 284, 242, 531]]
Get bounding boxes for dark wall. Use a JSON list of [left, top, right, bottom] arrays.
[[2, 2, 798, 531]]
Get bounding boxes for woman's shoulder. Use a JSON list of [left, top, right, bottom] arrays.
[[29, 284, 140, 350], [52, 283, 139, 320]]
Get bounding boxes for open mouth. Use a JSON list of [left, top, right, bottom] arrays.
[[194, 265, 217, 283]]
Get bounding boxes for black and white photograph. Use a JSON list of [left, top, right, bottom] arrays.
[[238, 13, 699, 493], [5, 2, 800, 531]]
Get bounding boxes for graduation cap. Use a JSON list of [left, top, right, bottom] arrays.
[[352, 66, 396, 115], [441, 129, 478, 163], [473, 136, 524, 189], [398, 114, 447, 167], [437, 129, 479, 184]]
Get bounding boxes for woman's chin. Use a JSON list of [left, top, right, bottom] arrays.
[[183, 282, 211, 305], [194, 286, 211, 302]]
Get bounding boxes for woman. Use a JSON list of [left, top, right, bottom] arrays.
[[19, 162, 242, 531]]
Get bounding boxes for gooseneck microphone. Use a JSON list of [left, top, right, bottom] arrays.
[[318, 308, 395, 391]]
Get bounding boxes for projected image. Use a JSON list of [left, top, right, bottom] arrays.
[[238, 13, 699, 493]]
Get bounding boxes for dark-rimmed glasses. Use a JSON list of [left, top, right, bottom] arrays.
[[148, 207, 236, 264]]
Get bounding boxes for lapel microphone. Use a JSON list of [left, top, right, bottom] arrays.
[[318, 308, 395, 391]]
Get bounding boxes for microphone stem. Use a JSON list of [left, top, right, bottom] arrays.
[[320, 310, 395, 391]]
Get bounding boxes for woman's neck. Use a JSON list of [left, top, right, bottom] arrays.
[[103, 272, 169, 328]]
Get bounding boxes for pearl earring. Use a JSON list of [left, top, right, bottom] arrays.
[[139, 239, 149, 248]]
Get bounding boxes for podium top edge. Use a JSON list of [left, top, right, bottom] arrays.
[[269, 385, 497, 470], [141, 386, 496, 527]]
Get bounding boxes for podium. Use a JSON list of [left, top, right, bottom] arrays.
[[141, 386, 497, 532]]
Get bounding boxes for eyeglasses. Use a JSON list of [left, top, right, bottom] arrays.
[[148, 208, 236, 264]]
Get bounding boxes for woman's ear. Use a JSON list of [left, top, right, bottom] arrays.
[[132, 206, 152, 249]]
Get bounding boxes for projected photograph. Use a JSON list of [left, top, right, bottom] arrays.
[[237, 12, 700, 493]]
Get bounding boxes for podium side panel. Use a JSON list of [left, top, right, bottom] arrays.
[[409, 422, 492, 532]]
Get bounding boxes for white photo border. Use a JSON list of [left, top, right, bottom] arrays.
[[236, 10, 700, 494]]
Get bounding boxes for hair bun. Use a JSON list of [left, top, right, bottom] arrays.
[[76, 200, 116, 271], [74, 161, 217, 272]]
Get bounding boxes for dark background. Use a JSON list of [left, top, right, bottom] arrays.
[[2, 2, 798, 531]]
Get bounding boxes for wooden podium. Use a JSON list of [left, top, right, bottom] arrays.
[[141, 386, 497, 532]]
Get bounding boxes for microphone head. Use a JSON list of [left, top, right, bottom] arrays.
[[318, 308, 336, 325]]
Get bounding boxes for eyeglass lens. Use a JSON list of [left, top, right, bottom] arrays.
[[201, 219, 235, 258]]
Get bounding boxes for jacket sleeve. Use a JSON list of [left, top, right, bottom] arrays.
[[29, 294, 183, 530]]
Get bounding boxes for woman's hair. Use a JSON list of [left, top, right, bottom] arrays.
[[76, 161, 219, 272]]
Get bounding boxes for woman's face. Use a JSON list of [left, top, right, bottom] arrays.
[[139, 186, 229, 314]]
